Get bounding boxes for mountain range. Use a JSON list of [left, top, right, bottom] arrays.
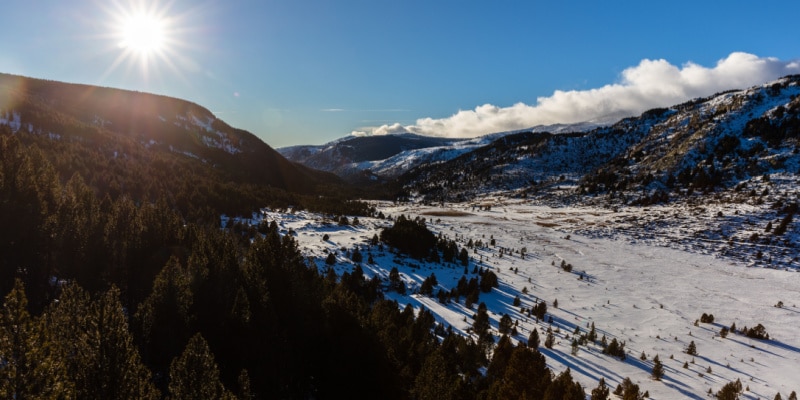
[[281, 75, 799, 205]]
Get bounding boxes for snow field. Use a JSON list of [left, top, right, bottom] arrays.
[[249, 200, 799, 399]]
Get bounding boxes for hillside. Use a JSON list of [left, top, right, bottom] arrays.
[[390, 76, 800, 269], [0, 73, 351, 218]]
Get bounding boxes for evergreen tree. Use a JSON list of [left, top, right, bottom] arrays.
[[543, 368, 584, 400], [479, 270, 498, 293], [351, 247, 363, 263], [498, 314, 513, 335], [716, 378, 743, 400], [591, 377, 610, 400], [0, 279, 73, 399], [48, 284, 159, 399], [652, 354, 664, 380], [544, 330, 555, 349], [458, 248, 469, 266], [528, 328, 540, 349], [168, 333, 235, 400], [412, 349, 463, 400], [325, 252, 336, 265], [686, 340, 697, 355], [135, 256, 194, 374], [473, 302, 493, 352], [489, 345, 551, 400]]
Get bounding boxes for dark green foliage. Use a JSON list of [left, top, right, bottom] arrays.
[[544, 329, 555, 349], [603, 338, 626, 360], [168, 333, 235, 399], [488, 345, 552, 400], [135, 256, 194, 374], [745, 323, 770, 340], [700, 313, 715, 323], [413, 349, 465, 400], [388, 267, 406, 294], [49, 285, 159, 399], [351, 247, 363, 263], [528, 328, 540, 349], [498, 314, 513, 335], [380, 215, 437, 259], [591, 377, 609, 400], [615, 377, 645, 400], [543, 368, 585, 400], [0, 280, 73, 398], [716, 378, 743, 400], [325, 252, 336, 265], [686, 340, 698, 355], [420, 274, 438, 296], [532, 301, 547, 320], [652, 354, 664, 380], [458, 248, 470, 266], [479, 270, 499, 293]]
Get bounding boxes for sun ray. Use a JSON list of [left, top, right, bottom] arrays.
[[96, 0, 195, 86]]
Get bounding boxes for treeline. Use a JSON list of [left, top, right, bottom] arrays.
[[0, 134, 590, 398]]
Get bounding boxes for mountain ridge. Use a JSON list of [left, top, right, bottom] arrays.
[[0, 72, 353, 218]]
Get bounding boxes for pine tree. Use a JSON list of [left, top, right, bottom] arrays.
[[0, 279, 74, 398], [413, 349, 463, 400], [168, 333, 235, 400], [544, 330, 555, 349], [92, 286, 159, 398], [135, 256, 194, 372], [686, 340, 697, 355], [528, 328, 540, 349], [473, 303, 493, 351], [716, 378, 743, 400], [543, 368, 584, 400], [652, 354, 664, 380], [498, 314, 513, 335], [490, 346, 551, 400], [325, 252, 336, 265], [48, 284, 159, 399], [591, 377, 610, 400], [351, 247, 363, 263]]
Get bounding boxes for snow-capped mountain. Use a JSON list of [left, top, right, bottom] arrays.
[[278, 123, 602, 182], [401, 75, 800, 202]]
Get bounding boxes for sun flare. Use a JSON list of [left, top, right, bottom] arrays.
[[119, 14, 165, 54]]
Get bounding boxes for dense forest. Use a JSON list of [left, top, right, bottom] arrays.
[[0, 124, 596, 398]]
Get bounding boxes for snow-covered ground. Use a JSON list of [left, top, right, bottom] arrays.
[[235, 200, 799, 399]]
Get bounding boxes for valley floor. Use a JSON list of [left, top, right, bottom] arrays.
[[244, 200, 800, 399]]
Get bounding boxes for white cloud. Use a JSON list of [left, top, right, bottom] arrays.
[[358, 52, 800, 138]]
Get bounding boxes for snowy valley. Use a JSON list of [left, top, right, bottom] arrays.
[[236, 199, 800, 399]]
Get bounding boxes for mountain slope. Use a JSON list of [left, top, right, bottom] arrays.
[[0, 73, 348, 217], [397, 75, 800, 203], [279, 123, 603, 182], [392, 75, 800, 268], [278, 133, 463, 181]]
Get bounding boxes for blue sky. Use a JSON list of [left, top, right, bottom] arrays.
[[2, 1, 799, 147]]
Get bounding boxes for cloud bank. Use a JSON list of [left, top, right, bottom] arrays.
[[353, 52, 800, 138]]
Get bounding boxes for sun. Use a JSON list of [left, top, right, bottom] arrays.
[[119, 13, 165, 55], [99, 0, 191, 83]]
